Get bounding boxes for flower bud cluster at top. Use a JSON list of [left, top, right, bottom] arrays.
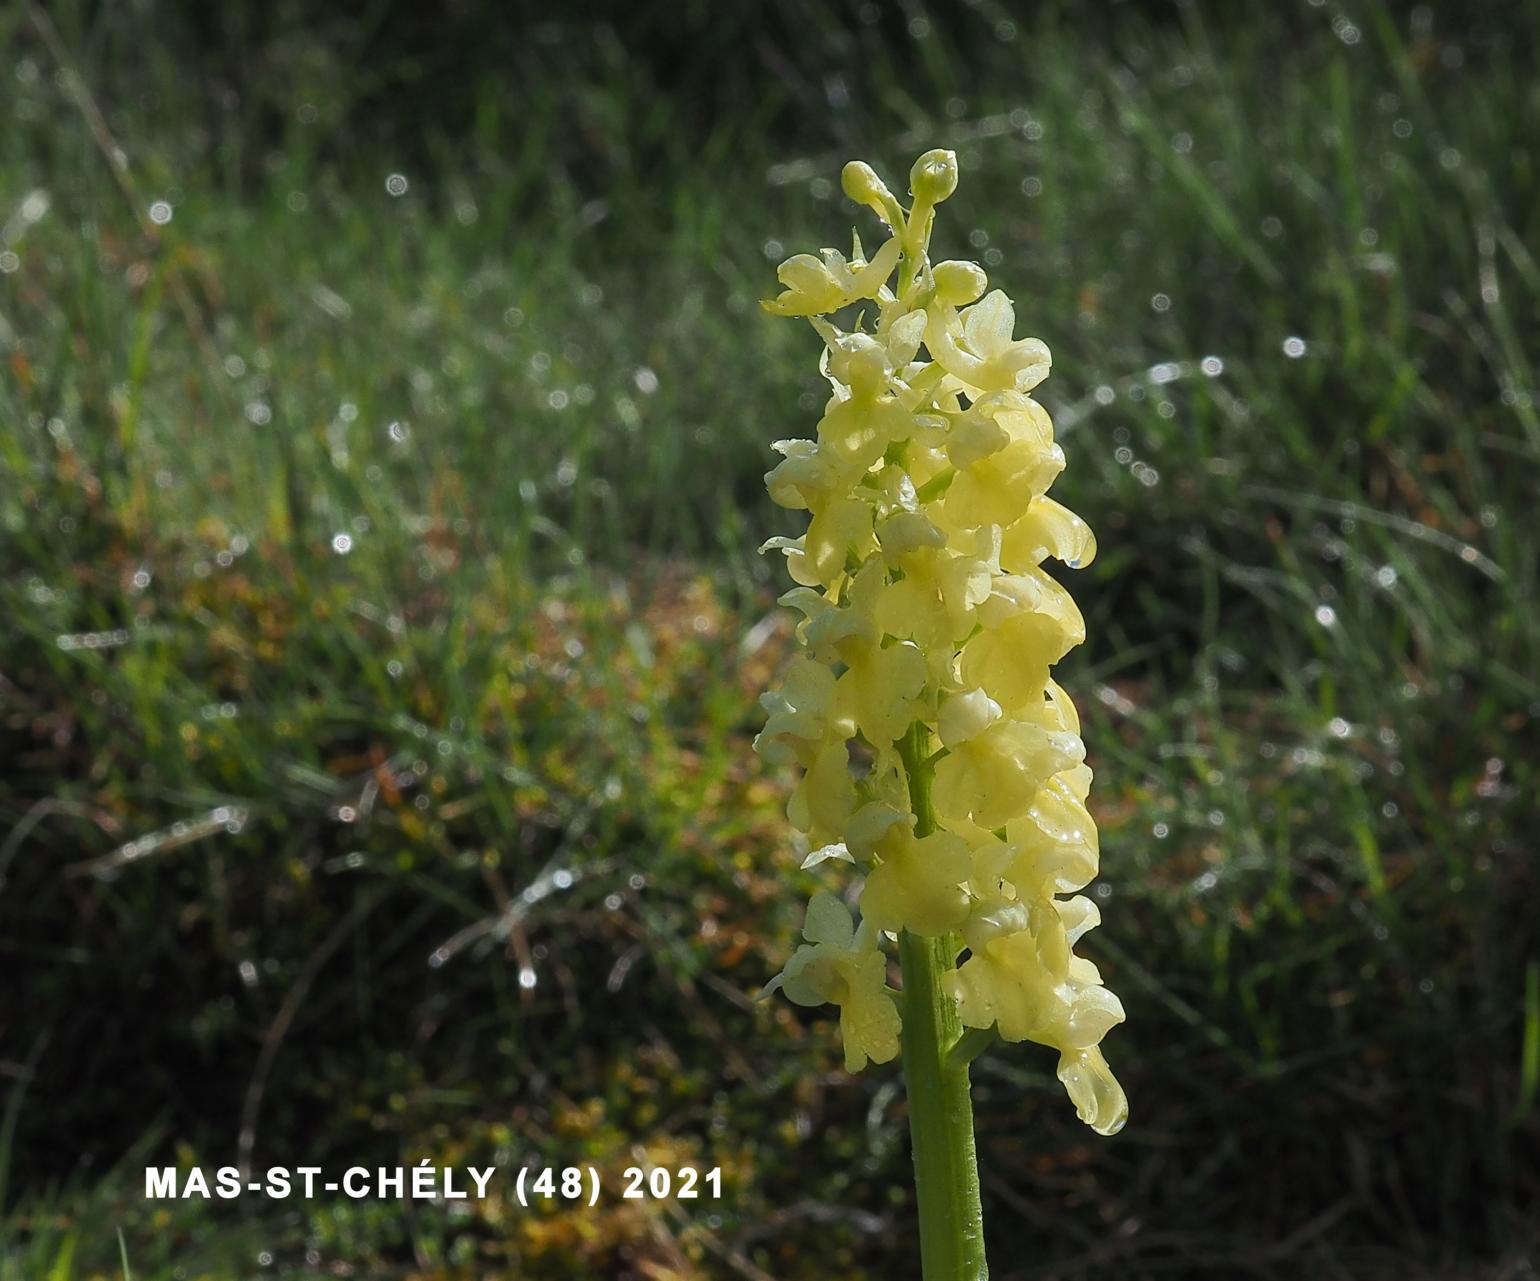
[[757, 150, 1126, 1136]]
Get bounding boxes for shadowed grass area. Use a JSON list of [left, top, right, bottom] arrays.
[[2, 1, 1538, 1277]]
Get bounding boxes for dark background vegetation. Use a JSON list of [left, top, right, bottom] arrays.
[[2, 0, 1538, 1277]]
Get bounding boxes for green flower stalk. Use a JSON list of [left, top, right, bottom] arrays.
[[757, 151, 1127, 1278]]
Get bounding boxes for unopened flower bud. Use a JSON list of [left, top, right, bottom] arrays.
[[910, 148, 959, 205], [933, 260, 989, 307], [843, 160, 890, 207], [842, 160, 905, 230]]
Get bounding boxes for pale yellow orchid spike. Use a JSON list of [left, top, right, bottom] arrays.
[[756, 147, 1126, 1279]]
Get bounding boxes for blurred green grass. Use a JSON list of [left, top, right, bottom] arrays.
[[2, 1, 1538, 1277]]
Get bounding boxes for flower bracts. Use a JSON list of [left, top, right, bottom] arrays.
[[757, 151, 1127, 1136]]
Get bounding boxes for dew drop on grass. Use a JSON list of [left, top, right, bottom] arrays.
[[1332, 16, 1361, 45]]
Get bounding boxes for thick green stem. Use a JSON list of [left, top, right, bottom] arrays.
[[898, 723, 989, 1280]]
